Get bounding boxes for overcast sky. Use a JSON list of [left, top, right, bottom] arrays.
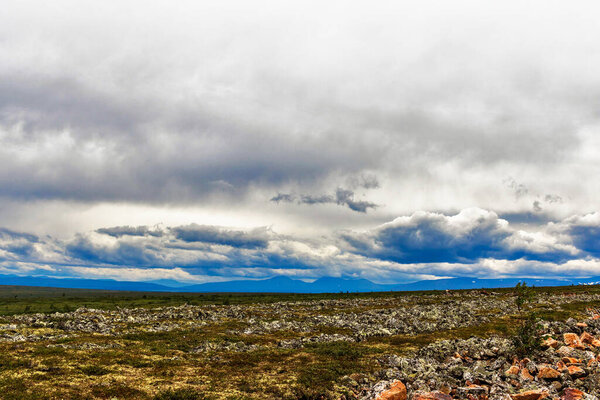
[[2, 0, 600, 283]]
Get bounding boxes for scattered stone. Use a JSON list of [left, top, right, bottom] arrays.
[[567, 365, 586, 378], [557, 346, 575, 356], [565, 333, 584, 349], [520, 368, 534, 381], [541, 337, 560, 349], [537, 366, 561, 380], [580, 332, 595, 345], [412, 392, 452, 400], [561, 388, 585, 400], [506, 365, 520, 376], [375, 380, 407, 400], [510, 390, 549, 400]]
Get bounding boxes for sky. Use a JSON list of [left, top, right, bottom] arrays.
[[1, 0, 600, 284]]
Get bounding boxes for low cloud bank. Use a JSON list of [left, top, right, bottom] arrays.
[[1, 208, 600, 283]]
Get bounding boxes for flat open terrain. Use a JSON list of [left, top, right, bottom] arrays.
[[1, 285, 600, 399]]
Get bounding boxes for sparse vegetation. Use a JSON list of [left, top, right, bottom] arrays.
[[512, 312, 542, 357], [514, 281, 535, 313], [1, 284, 600, 399]]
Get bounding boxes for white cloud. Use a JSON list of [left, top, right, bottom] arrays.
[[1, 1, 600, 281]]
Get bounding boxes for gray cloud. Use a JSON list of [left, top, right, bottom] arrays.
[[271, 188, 378, 213], [499, 211, 556, 225], [545, 194, 563, 204], [0, 2, 596, 213], [0, 228, 39, 259], [171, 224, 271, 249], [553, 213, 600, 258], [1, 2, 600, 282], [504, 178, 529, 199], [96, 225, 163, 238], [2, 209, 598, 283], [339, 208, 576, 264]]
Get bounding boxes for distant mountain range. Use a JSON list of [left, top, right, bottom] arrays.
[[1, 274, 599, 293]]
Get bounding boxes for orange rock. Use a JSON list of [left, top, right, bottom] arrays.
[[556, 361, 567, 372], [567, 365, 586, 378], [580, 332, 594, 344], [506, 365, 520, 375], [564, 333, 581, 346], [541, 337, 560, 349], [564, 333, 585, 349], [520, 368, 534, 381], [510, 390, 549, 400], [587, 359, 596, 367], [376, 380, 407, 400], [412, 392, 452, 400], [561, 388, 585, 400], [576, 322, 588, 328], [562, 357, 581, 365], [537, 366, 561, 380], [593, 314, 600, 320], [592, 339, 600, 347]]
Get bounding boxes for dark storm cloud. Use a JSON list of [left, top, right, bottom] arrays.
[[568, 225, 600, 256], [61, 224, 325, 277], [65, 235, 162, 267], [171, 224, 270, 249], [339, 209, 575, 264], [0, 227, 65, 265], [0, 228, 39, 243], [556, 214, 600, 257], [270, 188, 378, 213], [0, 228, 39, 259]]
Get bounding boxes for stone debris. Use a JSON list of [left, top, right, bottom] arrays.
[[364, 312, 600, 400], [375, 380, 407, 400], [191, 340, 262, 353], [4, 290, 600, 399]]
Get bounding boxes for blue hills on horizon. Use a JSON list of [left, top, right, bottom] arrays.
[[0, 274, 599, 293]]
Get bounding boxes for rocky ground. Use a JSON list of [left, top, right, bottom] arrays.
[[364, 316, 600, 400], [1, 289, 600, 399]]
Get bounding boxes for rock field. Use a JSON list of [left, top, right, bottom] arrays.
[[1, 289, 600, 399]]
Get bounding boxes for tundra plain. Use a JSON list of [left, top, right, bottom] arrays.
[[1, 285, 600, 400]]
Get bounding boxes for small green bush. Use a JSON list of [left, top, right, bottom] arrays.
[[514, 282, 535, 313], [512, 312, 541, 357]]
